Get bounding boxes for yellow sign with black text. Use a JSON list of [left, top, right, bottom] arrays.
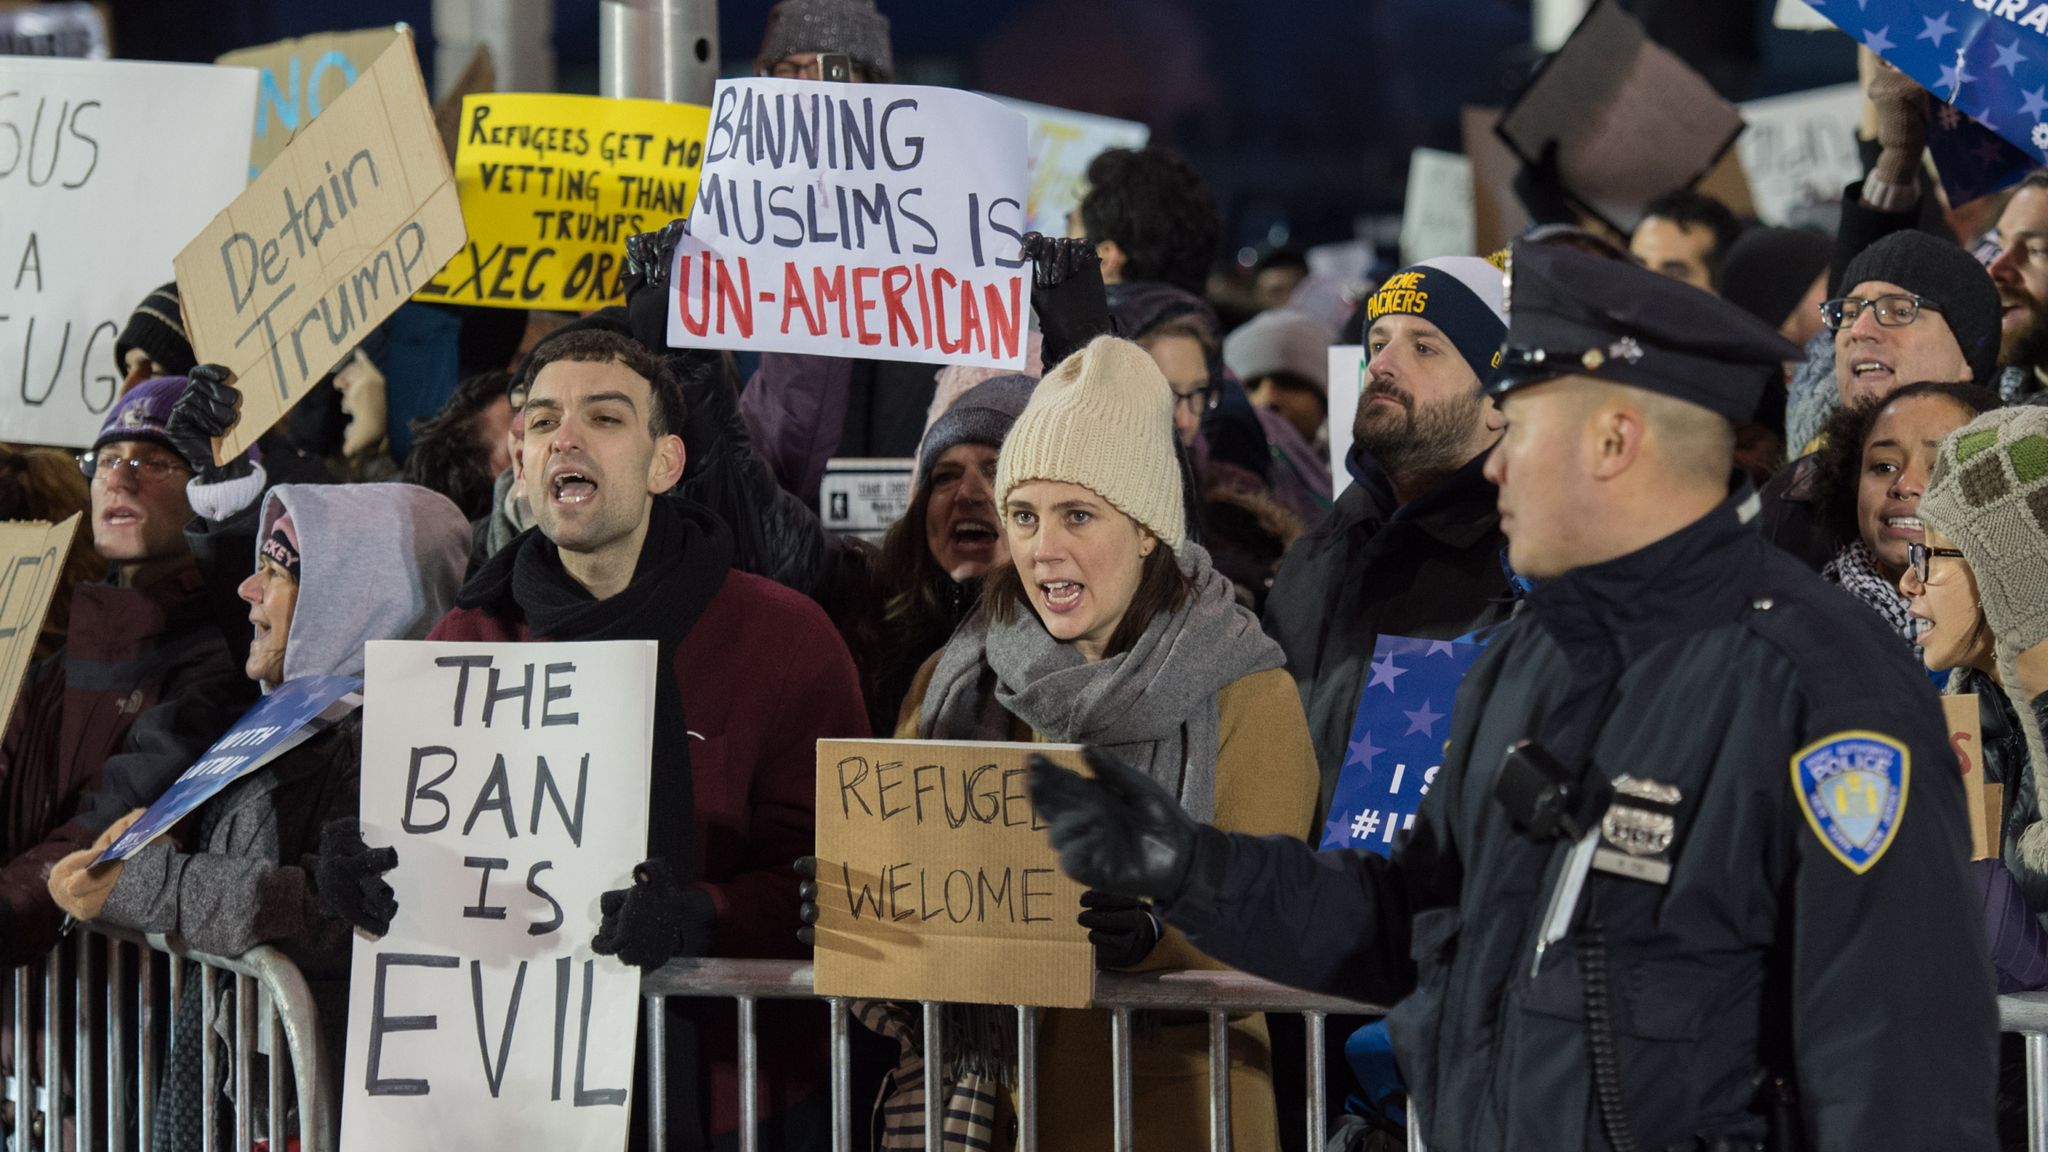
[[419, 92, 710, 311]]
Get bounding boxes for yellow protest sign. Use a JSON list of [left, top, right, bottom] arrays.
[[174, 29, 464, 465], [812, 739, 1094, 1009], [417, 92, 710, 311], [0, 515, 81, 728], [217, 26, 406, 180]]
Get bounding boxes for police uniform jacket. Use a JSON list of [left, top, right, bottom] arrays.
[[1163, 488, 1999, 1151]]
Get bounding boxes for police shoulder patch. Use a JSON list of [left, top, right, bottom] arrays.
[[1790, 731, 1909, 875]]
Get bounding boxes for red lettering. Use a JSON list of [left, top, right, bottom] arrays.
[[674, 251, 711, 338], [882, 266, 916, 346], [852, 267, 882, 347], [933, 268, 965, 355], [813, 266, 849, 337], [715, 256, 754, 340], [959, 278, 984, 356], [913, 262, 933, 350], [782, 264, 822, 336], [983, 276, 1023, 363]]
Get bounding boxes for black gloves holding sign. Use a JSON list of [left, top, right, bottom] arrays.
[[163, 365, 253, 484], [1020, 231, 1114, 367], [623, 219, 690, 354], [314, 818, 400, 937], [1026, 748, 1201, 906], [593, 857, 718, 970]]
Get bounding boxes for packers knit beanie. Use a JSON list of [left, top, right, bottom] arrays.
[[1361, 256, 1508, 388], [1838, 231, 2001, 386], [1919, 405, 2048, 869], [997, 336, 1186, 550]]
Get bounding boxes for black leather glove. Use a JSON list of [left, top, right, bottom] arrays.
[[593, 857, 714, 970], [313, 818, 399, 936], [164, 364, 253, 482], [1078, 890, 1162, 970], [623, 219, 689, 354], [795, 855, 820, 946], [1021, 231, 1114, 367], [1027, 747, 1199, 905]]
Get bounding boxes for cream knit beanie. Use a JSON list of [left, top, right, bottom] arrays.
[[995, 335, 1186, 550], [1919, 405, 2048, 872]]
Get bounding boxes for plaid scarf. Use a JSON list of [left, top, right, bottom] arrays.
[[855, 1001, 1005, 1151], [1822, 541, 1917, 646]]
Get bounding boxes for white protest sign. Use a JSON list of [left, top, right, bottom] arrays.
[[1400, 148, 1475, 265], [341, 640, 655, 1152], [0, 58, 255, 448], [1736, 84, 1864, 226], [1772, 0, 1836, 31], [668, 78, 1031, 371], [1327, 345, 1365, 498], [987, 95, 1149, 237]]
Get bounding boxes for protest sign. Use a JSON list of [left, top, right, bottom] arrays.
[[217, 27, 405, 181], [1462, 107, 1531, 257], [417, 92, 711, 311], [988, 95, 1149, 237], [1943, 693, 2001, 861], [668, 79, 1032, 371], [820, 458, 914, 543], [0, 515, 79, 728], [175, 30, 465, 465], [96, 675, 361, 864], [1400, 148, 1475, 264], [1737, 84, 1864, 225], [1326, 345, 1365, 499], [0, 57, 253, 448], [1321, 633, 1488, 853], [1774, 0, 1835, 32], [812, 739, 1093, 1008], [1810, 0, 2048, 166], [1497, 0, 1745, 234], [341, 639, 654, 1152], [0, 2, 108, 58]]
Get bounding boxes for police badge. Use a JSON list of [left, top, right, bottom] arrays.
[[1591, 774, 1680, 884], [1792, 731, 1909, 875]]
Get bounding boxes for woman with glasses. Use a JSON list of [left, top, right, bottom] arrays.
[[1808, 381, 1999, 649]]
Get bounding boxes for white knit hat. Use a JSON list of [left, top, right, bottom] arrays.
[[996, 335, 1186, 550]]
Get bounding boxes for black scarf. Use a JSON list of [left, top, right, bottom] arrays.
[[458, 494, 733, 880]]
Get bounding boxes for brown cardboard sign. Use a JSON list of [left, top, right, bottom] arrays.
[[812, 739, 1094, 1009], [0, 516, 81, 729], [1943, 694, 2000, 861], [216, 26, 406, 179], [175, 28, 465, 465]]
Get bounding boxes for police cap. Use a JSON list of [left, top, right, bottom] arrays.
[[1492, 242, 1802, 424]]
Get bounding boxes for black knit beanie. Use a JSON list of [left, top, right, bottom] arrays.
[[1719, 227, 1830, 330], [114, 282, 197, 377], [1838, 231, 2002, 386]]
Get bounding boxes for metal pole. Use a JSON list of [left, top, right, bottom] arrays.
[[11, 966, 30, 1152], [737, 996, 759, 1152], [76, 932, 97, 1152], [599, 0, 720, 106], [828, 999, 851, 1152], [1110, 1007, 1135, 1152], [2029, 1032, 2047, 1152], [431, 0, 556, 97], [1207, 1011, 1232, 1152], [646, 998, 667, 1152], [920, 1002, 943, 1152], [43, 944, 61, 1152], [1016, 1005, 1039, 1152], [109, 941, 129, 1149], [1305, 1013, 1328, 1152]]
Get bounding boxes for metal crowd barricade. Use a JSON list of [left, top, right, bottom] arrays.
[[639, 957, 1385, 1152], [3, 925, 334, 1152]]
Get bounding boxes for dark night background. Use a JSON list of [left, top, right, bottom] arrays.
[[102, 0, 1858, 260]]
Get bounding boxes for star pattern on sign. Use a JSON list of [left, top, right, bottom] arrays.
[[1978, 107, 2001, 131], [1862, 24, 1892, 54], [1918, 11, 1955, 47], [1424, 640, 1460, 658], [1996, 40, 2030, 77], [1938, 104, 1963, 131], [1938, 59, 1975, 95], [2022, 88, 2048, 120], [1403, 699, 1444, 738], [1368, 652, 1408, 692], [1346, 730, 1385, 770], [1976, 134, 2011, 170]]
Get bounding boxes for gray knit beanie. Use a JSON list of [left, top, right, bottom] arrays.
[[756, 0, 894, 81], [916, 374, 1036, 481], [1919, 406, 2048, 870]]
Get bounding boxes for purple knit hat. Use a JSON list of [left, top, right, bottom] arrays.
[[93, 375, 187, 452]]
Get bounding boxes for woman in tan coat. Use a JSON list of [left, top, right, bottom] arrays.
[[889, 335, 1318, 1151]]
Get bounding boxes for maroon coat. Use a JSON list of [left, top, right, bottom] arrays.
[[427, 566, 869, 1137]]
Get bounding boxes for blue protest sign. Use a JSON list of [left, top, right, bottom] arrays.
[[1319, 634, 1488, 855], [1811, 0, 2048, 165], [96, 674, 362, 864], [1927, 96, 2038, 204]]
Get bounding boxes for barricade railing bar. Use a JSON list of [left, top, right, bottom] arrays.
[[2, 925, 333, 1152]]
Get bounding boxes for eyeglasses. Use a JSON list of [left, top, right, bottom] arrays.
[[1907, 542, 1966, 583], [76, 449, 191, 483], [1170, 382, 1220, 416], [1820, 294, 1945, 331]]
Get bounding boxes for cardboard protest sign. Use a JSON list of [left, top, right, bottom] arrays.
[[668, 79, 1032, 371], [1461, 107, 1531, 258], [812, 739, 1093, 1008], [988, 95, 1149, 237], [1400, 148, 1475, 264], [1321, 633, 1488, 853], [1736, 84, 1864, 225], [820, 458, 913, 543], [97, 675, 361, 864], [417, 92, 711, 311], [0, 515, 79, 728], [1810, 0, 2048, 166], [1943, 693, 2001, 861], [217, 27, 405, 182], [0, 2, 109, 58], [1497, 0, 1745, 234], [1325, 345, 1365, 499], [0, 57, 254, 448], [175, 30, 465, 465], [341, 640, 654, 1152]]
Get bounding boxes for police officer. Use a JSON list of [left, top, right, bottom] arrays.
[[1028, 243, 1999, 1151]]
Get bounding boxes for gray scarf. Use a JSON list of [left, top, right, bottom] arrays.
[[917, 543, 1283, 823]]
